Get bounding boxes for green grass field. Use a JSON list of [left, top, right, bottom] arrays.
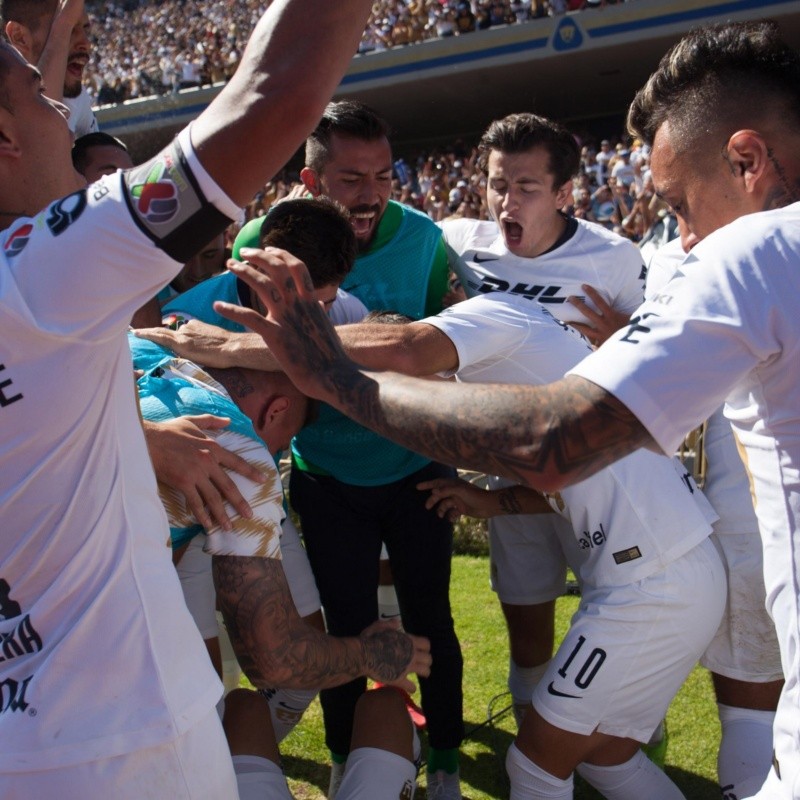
[[272, 553, 723, 799]]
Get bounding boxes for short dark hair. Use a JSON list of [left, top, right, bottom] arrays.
[[258, 196, 357, 287], [1, 0, 55, 33], [627, 20, 800, 153], [305, 100, 391, 173], [71, 132, 129, 173], [477, 113, 580, 187]]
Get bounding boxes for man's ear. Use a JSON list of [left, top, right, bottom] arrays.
[[555, 178, 574, 208], [4, 21, 34, 60], [0, 120, 22, 161], [264, 395, 289, 424], [300, 167, 322, 197], [724, 130, 769, 195]]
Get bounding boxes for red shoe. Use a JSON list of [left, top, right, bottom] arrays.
[[371, 682, 427, 729]]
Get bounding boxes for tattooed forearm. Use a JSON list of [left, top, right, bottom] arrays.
[[212, 554, 414, 689], [498, 487, 523, 515], [317, 366, 652, 493], [221, 259, 652, 493]]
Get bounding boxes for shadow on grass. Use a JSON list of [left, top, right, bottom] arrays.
[[282, 754, 329, 799], [460, 715, 514, 799]]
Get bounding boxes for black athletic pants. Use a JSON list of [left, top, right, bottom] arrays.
[[289, 460, 464, 755]]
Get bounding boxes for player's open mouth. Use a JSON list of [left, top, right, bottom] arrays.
[[67, 56, 88, 78], [501, 219, 523, 246], [350, 207, 380, 238]]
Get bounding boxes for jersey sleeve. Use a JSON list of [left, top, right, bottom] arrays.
[[328, 289, 369, 325], [421, 295, 530, 375], [3, 127, 240, 342], [568, 239, 772, 455], [160, 430, 285, 559], [609, 239, 647, 316]]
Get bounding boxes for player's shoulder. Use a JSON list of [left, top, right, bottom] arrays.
[[440, 216, 497, 247], [572, 216, 638, 251]]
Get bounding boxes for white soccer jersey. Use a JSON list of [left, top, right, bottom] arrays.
[[149, 359, 285, 559], [423, 293, 717, 587], [570, 203, 800, 794], [644, 238, 757, 536], [0, 129, 238, 769], [64, 87, 99, 137], [441, 216, 646, 325]]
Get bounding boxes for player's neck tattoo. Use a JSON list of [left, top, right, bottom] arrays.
[[764, 147, 800, 211], [208, 367, 255, 399]]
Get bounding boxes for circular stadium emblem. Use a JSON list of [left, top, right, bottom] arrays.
[[131, 162, 179, 224], [552, 17, 583, 52]]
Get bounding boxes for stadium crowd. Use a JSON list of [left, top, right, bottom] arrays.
[[84, 0, 628, 104]]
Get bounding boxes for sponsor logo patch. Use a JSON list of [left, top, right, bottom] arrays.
[[130, 161, 179, 224], [612, 546, 642, 565], [3, 224, 32, 257]]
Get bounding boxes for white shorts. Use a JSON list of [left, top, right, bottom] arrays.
[[280, 515, 321, 618], [0, 706, 237, 800], [701, 532, 783, 682], [338, 747, 418, 800], [177, 534, 218, 639], [532, 537, 726, 743], [488, 512, 569, 605]]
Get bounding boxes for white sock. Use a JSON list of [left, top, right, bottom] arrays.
[[232, 754, 293, 800], [378, 584, 402, 623], [577, 750, 685, 800], [506, 743, 573, 800], [717, 703, 775, 799], [508, 659, 550, 726], [508, 659, 550, 705], [260, 686, 317, 742]]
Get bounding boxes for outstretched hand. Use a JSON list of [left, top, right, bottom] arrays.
[[134, 320, 240, 369], [359, 620, 431, 694], [418, 477, 497, 522], [143, 415, 264, 530], [215, 248, 355, 402], [567, 284, 631, 347]]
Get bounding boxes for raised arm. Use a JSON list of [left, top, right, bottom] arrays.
[[134, 294, 459, 376], [215, 250, 654, 493], [35, 0, 87, 104], [191, 0, 373, 207]]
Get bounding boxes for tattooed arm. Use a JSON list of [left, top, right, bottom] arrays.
[[417, 476, 554, 522], [216, 250, 654, 494], [213, 554, 431, 691]]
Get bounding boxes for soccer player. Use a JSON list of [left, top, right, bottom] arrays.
[[0, 0, 415, 795], [2, 0, 98, 135], [217, 20, 800, 800], [292, 100, 463, 800], [646, 236, 783, 798], [207, 272, 724, 800], [442, 111, 646, 724], [131, 329, 430, 797], [71, 131, 133, 181]]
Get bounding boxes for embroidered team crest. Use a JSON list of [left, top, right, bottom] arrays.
[[4, 223, 32, 257], [130, 161, 179, 224]]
